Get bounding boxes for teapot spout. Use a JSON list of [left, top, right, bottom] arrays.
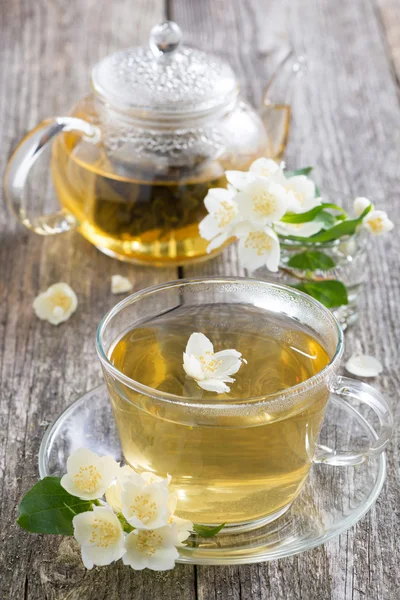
[[259, 50, 307, 161]]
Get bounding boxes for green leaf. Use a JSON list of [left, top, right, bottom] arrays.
[[287, 251, 336, 271], [17, 477, 92, 535], [285, 167, 313, 177], [293, 280, 348, 308], [315, 211, 338, 229], [281, 203, 347, 224], [193, 523, 226, 538], [307, 204, 372, 243]]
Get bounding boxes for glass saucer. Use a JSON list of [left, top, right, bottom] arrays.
[[38, 385, 386, 565]]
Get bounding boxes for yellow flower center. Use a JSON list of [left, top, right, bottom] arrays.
[[215, 201, 236, 228], [73, 465, 102, 493], [199, 350, 222, 373], [51, 292, 72, 310], [130, 494, 157, 524], [367, 216, 384, 233], [136, 530, 163, 556], [253, 191, 277, 216], [245, 231, 273, 256], [89, 518, 120, 548]]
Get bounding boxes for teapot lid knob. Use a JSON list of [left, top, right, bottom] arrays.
[[149, 21, 183, 57]]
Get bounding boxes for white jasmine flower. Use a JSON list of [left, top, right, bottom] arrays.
[[33, 282, 77, 325], [279, 174, 320, 213], [105, 465, 136, 513], [60, 448, 119, 500], [236, 223, 281, 271], [234, 178, 291, 226], [274, 220, 324, 238], [170, 515, 193, 544], [123, 524, 181, 571], [249, 157, 282, 179], [225, 170, 257, 191], [362, 210, 394, 235], [72, 506, 125, 569], [183, 332, 245, 394], [199, 187, 239, 252], [345, 353, 383, 377], [111, 275, 133, 295], [121, 472, 172, 530], [353, 196, 372, 216]]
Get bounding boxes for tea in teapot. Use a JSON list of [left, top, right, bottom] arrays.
[[5, 21, 301, 266]]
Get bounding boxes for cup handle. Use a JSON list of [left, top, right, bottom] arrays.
[[314, 375, 393, 466], [4, 116, 100, 235]]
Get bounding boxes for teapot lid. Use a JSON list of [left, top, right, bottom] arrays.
[[91, 21, 238, 118]]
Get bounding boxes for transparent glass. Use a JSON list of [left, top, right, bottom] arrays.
[[270, 230, 368, 330], [38, 384, 387, 564], [96, 278, 392, 531], [4, 37, 305, 266]]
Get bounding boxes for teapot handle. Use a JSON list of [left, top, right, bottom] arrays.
[[259, 51, 307, 161], [4, 117, 100, 235]]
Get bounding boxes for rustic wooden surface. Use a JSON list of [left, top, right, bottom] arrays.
[[0, 0, 399, 598]]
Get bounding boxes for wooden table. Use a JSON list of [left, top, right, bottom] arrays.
[[1, 1, 399, 598]]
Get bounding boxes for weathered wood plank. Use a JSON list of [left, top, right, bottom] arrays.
[[0, 1, 196, 599], [174, 0, 400, 598], [1, 0, 400, 598]]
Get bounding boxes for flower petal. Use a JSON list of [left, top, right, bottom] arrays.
[[345, 353, 383, 377], [198, 379, 231, 393], [225, 170, 256, 191], [353, 196, 372, 217], [199, 213, 222, 241], [249, 157, 281, 178], [207, 232, 229, 253], [275, 220, 324, 237], [363, 210, 394, 235], [211, 352, 244, 378], [183, 353, 205, 380], [204, 187, 235, 213], [185, 332, 214, 359], [238, 226, 280, 271], [235, 178, 290, 225]]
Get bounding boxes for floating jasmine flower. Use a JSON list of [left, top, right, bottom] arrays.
[[123, 524, 181, 571], [183, 332, 245, 394], [199, 187, 239, 253], [234, 177, 291, 226], [274, 220, 324, 238], [121, 472, 172, 530], [72, 506, 125, 569], [60, 448, 119, 501], [362, 210, 394, 235], [111, 275, 133, 295], [33, 282, 77, 325], [345, 353, 383, 377], [353, 196, 372, 217], [237, 223, 281, 271]]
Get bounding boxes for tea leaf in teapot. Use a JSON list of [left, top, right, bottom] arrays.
[[287, 251, 336, 271], [293, 280, 348, 308], [17, 477, 92, 535]]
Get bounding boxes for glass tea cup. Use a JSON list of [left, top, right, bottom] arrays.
[[96, 277, 392, 532]]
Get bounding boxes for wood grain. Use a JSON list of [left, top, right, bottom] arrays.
[[1, 0, 399, 598]]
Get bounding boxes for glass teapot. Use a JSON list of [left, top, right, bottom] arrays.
[[5, 21, 304, 266]]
